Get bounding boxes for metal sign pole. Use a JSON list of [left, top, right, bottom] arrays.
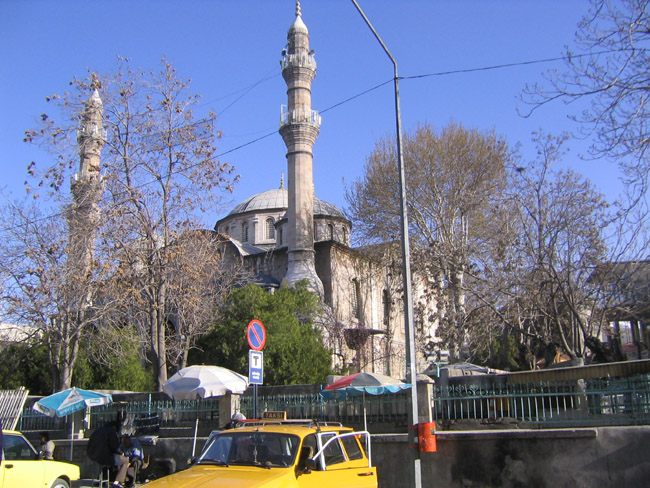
[[247, 319, 266, 420]]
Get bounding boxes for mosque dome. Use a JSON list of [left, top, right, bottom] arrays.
[[215, 184, 351, 249], [226, 187, 345, 220]]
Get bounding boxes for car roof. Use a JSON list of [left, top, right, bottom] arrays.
[[223, 420, 353, 437], [1, 430, 22, 435]]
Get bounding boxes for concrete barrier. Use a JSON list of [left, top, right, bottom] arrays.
[[55, 426, 650, 487]]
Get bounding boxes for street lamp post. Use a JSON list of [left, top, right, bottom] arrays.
[[350, 2, 422, 488]]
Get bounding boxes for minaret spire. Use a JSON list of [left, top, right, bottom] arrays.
[[279, 2, 324, 296]]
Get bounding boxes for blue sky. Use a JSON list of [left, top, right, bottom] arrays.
[[0, 0, 622, 229]]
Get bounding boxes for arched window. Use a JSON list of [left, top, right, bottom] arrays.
[[351, 278, 361, 319], [382, 289, 391, 326], [327, 223, 334, 240], [342, 227, 348, 245], [266, 218, 275, 240], [242, 222, 249, 242]]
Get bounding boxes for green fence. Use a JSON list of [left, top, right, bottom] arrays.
[[19, 372, 650, 434], [18, 398, 222, 434], [240, 391, 410, 426], [433, 373, 650, 427]]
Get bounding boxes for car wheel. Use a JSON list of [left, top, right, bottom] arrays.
[[51, 478, 70, 488]]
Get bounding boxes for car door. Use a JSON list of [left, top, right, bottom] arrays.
[[297, 432, 377, 488], [2, 433, 45, 488]]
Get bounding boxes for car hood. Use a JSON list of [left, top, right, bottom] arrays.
[[147, 464, 294, 488]]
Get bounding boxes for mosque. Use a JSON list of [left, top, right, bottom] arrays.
[[213, 3, 433, 375]]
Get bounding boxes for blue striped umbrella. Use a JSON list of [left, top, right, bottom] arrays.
[[32, 387, 112, 418]]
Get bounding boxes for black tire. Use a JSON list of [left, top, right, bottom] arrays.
[[51, 478, 70, 488]]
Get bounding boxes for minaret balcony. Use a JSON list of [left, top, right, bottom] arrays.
[[77, 125, 107, 144], [280, 106, 321, 128], [281, 52, 316, 71]]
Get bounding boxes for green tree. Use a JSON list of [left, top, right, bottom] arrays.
[[78, 327, 156, 391], [190, 282, 332, 385], [346, 122, 510, 361], [0, 342, 52, 395]]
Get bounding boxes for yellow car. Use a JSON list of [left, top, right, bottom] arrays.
[[1, 429, 80, 488], [147, 415, 377, 488]]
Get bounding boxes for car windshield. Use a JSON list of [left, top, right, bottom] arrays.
[[198, 431, 300, 468]]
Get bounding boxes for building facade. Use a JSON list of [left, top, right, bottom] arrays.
[[213, 3, 429, 376]]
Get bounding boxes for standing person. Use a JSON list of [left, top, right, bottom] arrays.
[[86, 421, 130, 488], [119, 435, 144, 487], [38, 432, 55, 460]]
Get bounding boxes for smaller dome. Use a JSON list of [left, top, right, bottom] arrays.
[[314, 199, 344, 219]]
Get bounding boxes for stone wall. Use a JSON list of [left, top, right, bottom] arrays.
[[59, 426, 650, 487], [375, 427, 650, 488]]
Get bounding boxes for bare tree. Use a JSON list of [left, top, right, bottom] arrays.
[[346, 122, 511, 361], [23, 58, 239, 390], [479, 133, 612, 367], [0, 199, 107, 390], [522, 0, 650, 193]]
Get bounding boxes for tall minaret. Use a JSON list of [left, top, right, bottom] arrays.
[[279, 1, 324, 296], [67, 78, 104, 289]]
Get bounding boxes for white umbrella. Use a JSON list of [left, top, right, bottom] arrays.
[[163, 365, 249, 456], [163, 365, 249, 400]]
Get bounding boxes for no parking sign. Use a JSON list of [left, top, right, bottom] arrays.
[[247, 319, 266, 351], [247, 319, 266, 386]]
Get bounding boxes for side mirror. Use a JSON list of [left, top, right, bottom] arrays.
[[304, 458, 317, 472]]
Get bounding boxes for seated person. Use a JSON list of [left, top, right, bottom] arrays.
[[87, 421, 130, 488], [118, 435, 144, 487], [39, 432, 55, 460]]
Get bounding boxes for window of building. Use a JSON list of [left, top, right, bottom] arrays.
[[242, 222, 249, 242], [266, 218, 275, 240], [351, 278, 361, 319], [382, 289, 391, 326], [328, 223, 334, 240]]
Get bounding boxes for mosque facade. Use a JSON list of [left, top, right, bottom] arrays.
[[213, 3, 425, 375]]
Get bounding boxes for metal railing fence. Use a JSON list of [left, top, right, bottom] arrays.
[[18, 372, 650, 434], [433, 373, 650, 427], [19, 398, 222, 434], [239, 391, 410, 426]]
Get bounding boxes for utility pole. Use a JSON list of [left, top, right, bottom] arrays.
[[350, 2, 422, 488]]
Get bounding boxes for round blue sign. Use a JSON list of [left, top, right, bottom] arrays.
[[247, 319, 266, 351]]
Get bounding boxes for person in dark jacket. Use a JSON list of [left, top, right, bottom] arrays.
[[87, 421, 130, 488]]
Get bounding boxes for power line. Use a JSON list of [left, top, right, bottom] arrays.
[[400, 50, 624, 80], [1, 51, 602, 234]]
